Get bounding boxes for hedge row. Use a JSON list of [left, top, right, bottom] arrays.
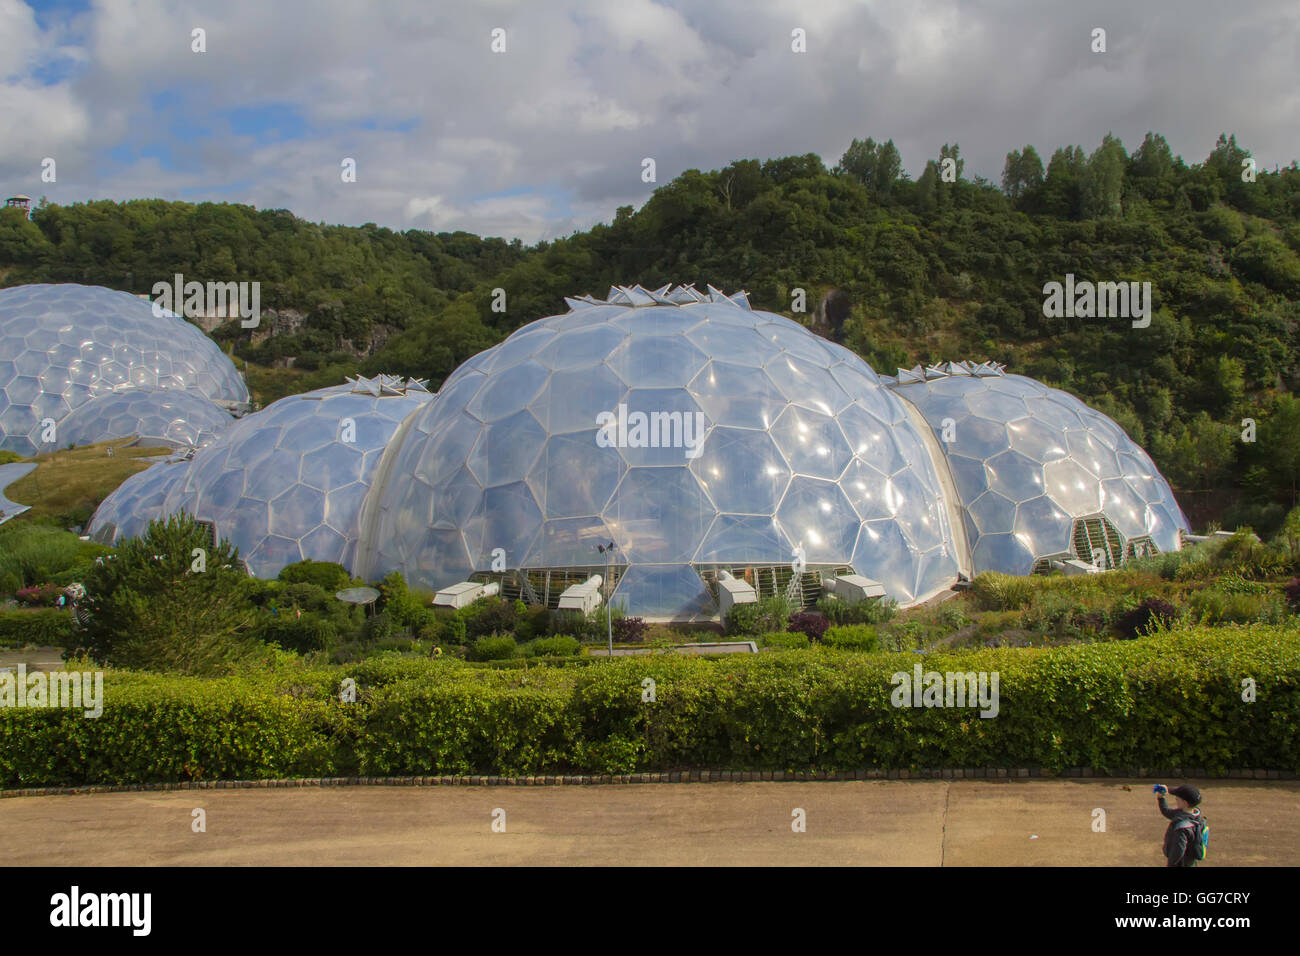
[[1, 625, 1297, 786], [0, 608, 79, 649]]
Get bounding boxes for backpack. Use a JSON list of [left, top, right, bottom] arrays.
[[1175, 813, 1209, 862]]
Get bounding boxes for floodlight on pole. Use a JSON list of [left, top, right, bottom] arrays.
[[597, 541, 616, 656]]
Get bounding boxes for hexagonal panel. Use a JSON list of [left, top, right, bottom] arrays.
[[771, 405, 852, 480], [690, 426, 790, 515]]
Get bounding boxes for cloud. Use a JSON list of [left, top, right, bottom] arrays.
[[0, 0, 1296, 242]]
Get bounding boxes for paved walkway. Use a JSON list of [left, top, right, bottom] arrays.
[[0, 461, 36, 524], [1, 779, 1294, 866]]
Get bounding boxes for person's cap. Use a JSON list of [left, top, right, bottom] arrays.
[[1169, 785, 1201, 806]]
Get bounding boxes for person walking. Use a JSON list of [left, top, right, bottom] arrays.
[[1154, 784, 1207, 867]]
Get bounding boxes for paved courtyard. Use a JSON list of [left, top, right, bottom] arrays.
[[1, 778, 1294, 866]]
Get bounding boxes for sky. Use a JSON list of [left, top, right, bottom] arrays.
[[1, 0, 1297, 243]]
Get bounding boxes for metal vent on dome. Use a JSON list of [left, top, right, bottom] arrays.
[[347, 374, 430, 396], [567, 283, 752, 310], [891, 360, 1007, 384]]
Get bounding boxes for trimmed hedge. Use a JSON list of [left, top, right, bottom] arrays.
[[2, 625, 1297, 786], [0, 608, 80, 648], [823, 625, 879, 651]]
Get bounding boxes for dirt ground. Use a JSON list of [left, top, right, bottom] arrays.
[[1, 778, 1294, 866]]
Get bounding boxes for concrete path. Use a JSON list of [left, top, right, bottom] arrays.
[[1, 779, 1294, 866], [0, 646, 65, 670], [0, 461, 36, 524]]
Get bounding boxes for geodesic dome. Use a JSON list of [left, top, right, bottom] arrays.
[[355, 284, 963, 617], [86, 459, 191, 545], [159, 375, 433, 576], [57, 386, 232, 451], [886, 361, 1190, 574], [0, 283, 249, 455]]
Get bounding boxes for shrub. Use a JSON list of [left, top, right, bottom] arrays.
[[822, 624, 879, 651], [787, 611, 829, 642], [612, 617, 648, 643], [970, 572, 1034, 611], [3, 625, 1297, 784], [376, 571, 423, 626], [762, 631, 809, 650], [1216, 573, 1269, 595], [361, 612, 397, 644], [725, 601, 762, 636], [443, 615, 468, 645], [278, 560, 352, 592], [513, 604, 552, 643], [1284, 578, 1300, 612], [0, 608, 80, 648], [79, 513, 259, 675], [469, 633, 518, 661], [1214, 530, 1287, 578], [528, 635, 581, 658], [15, 583, 65, 607], [815, 594, 896, 625], [0, 522, 112, 592], [461, 597, 519, 640], [1115, 597, 1179, 639], [260, 615, 337, 654]]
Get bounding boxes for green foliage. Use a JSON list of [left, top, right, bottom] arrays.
[[2, 625, 1297, 785], [761, 631, 810, 650], [525, 635, 581, 658], [278, 560, 351, 592], [0, 522, 111, 592], [1115, 598, 1180, 639], [79, 513, 259, 675], [726, 596, 794, 636], [970, 573, 1035, 611], [822, 625, 880, 651], [460, 596, 519, 640], [259, 614, 337, 654], [0, 608, 79, 648], [512, 603, 552, 643], [468, 633, 518, 662], [376, 571, 430, 628], [821, 595, 898, 625], [361, 612, 397, 645]]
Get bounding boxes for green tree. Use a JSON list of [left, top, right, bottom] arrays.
[[80, 514, 258, 674], [1261, 394, 1300, 506], [834, 137, 902, 198], [1001, 145, 1044, 203], [1082, 133, 1127, 219]]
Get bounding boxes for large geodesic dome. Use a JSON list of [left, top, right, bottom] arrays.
[[83, 283, 1192, 623], [86, 458, 192, 545], [886, 362, 1190, 574], [355, 284, 964, 617], [0, 284, 248, 455], [57, 386, 233, 451], [160, 376, 433, 576]]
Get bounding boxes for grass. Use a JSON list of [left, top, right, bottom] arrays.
[[0, 521, 113, 592], [2, 439, 173, 526]]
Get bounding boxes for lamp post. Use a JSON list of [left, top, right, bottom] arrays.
[[597, 541, 616, 657]]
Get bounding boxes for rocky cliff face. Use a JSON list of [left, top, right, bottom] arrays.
[[248, 308, 309, 344]]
